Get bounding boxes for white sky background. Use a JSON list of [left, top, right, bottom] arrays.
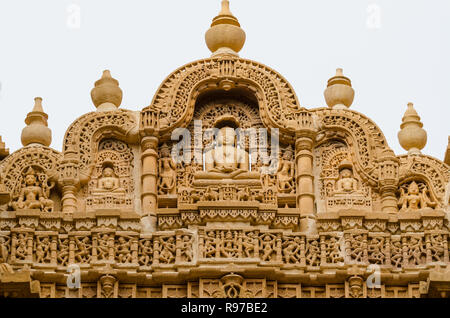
[[0, 0, 449, 161]]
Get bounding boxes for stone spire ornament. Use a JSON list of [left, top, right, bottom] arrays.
[[398, 102, 427, 155], [21, 97, 52, 147], [324, 68, 355, 109], [205, 0, 246, 56], [91, 70, 123, 112]]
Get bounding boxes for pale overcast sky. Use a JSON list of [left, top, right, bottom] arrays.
[[0, 0, 449, 161]]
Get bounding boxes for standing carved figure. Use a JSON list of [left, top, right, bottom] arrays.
[[407, 237, 426, 265], [159, 237, 176, 264], [179, 235, 193, 262], [14, 233, 28, 261], [74, 237, 92, 264], [242, 232, 255, 258], [282, 237, 301, 264], [306, 240, 320, 266], [138, 240, 153, 266], [390, 240, 403, 268], [35, 237, 51, 263], [0, 235, 13, 273], [116, 236, 133, 263], [260, 235, 275, 262], [96, 234, 110, 261], [327, 237, 343, 264], [158, 144, 177, 195], [277, 146, 295, 193], [221, 231, 239, 258]]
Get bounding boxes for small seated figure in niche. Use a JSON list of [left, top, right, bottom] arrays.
[[158, 144, 177, 195], [276, 146, 295, 193], [93, 166, 125, 194], [398, 181, 437, 211], [12, 167, 54, 212], [194, 125, 259, 180], [334, 159, 360, 194]]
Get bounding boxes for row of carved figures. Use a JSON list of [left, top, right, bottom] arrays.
[[1, 230, 448, 269], [1, 145, 438, 212]]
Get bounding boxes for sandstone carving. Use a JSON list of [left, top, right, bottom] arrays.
[[0, 0, 448, 299]]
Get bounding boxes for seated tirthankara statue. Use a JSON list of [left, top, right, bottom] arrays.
[[11, 167, 54, 212], [92, 166, 125, 195], [194, 125, 259, 185], [326, 158, 371, 212], [334, 159, 361, 195]]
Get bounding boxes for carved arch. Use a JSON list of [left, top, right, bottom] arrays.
[[146, 56, 301, 137], [62, 110, 139, 175], [398, 154, 449, 206], [0, 146, 62, 197], [312, 108, 389, 186]]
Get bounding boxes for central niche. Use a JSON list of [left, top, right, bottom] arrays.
[[179, 95, 264, 188], [85, 139, 134, 212]]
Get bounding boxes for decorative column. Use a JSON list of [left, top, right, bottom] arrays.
[[378, 148, 399, 214], [60, 144, 80, 213], [139, 107, 160, 232], [294, 110, 319, 233]]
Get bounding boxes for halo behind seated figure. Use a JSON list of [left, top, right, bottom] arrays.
[[92, 166, 125, 195], [194, 121, 259, 184]]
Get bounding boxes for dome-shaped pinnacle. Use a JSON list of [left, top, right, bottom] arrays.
[[90, 70, 123, 112], [398, 102, 427, 155], [324, 68, 355, 109], [205, 0, 246, 57], [21, 97, 52, 147]]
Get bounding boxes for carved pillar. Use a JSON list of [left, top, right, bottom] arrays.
[[319, 235, 326, 265], [385, 236, 391, 266], [153, 237, 160, 266], [140, 108, 160, 232], [59, 146, 80, 213], [300, 236, 306, 266], [294, 111, 319, 233], [378, 148, 399, 214], [69, 237, 75, 264]]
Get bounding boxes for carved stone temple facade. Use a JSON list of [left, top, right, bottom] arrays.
[[1, 1, 449, 299]]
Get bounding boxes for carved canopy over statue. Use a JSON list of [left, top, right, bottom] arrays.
[[85, 138, 134, 211], [146, 57, 301, 140], [0, 146, 61, 212]]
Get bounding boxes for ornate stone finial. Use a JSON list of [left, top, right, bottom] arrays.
[[324, 68, 355, 109], [398, 102, 427, 155], [21, 97, 52, 147], [205, 0, 246, 56], [90, 70, 123, 111]]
